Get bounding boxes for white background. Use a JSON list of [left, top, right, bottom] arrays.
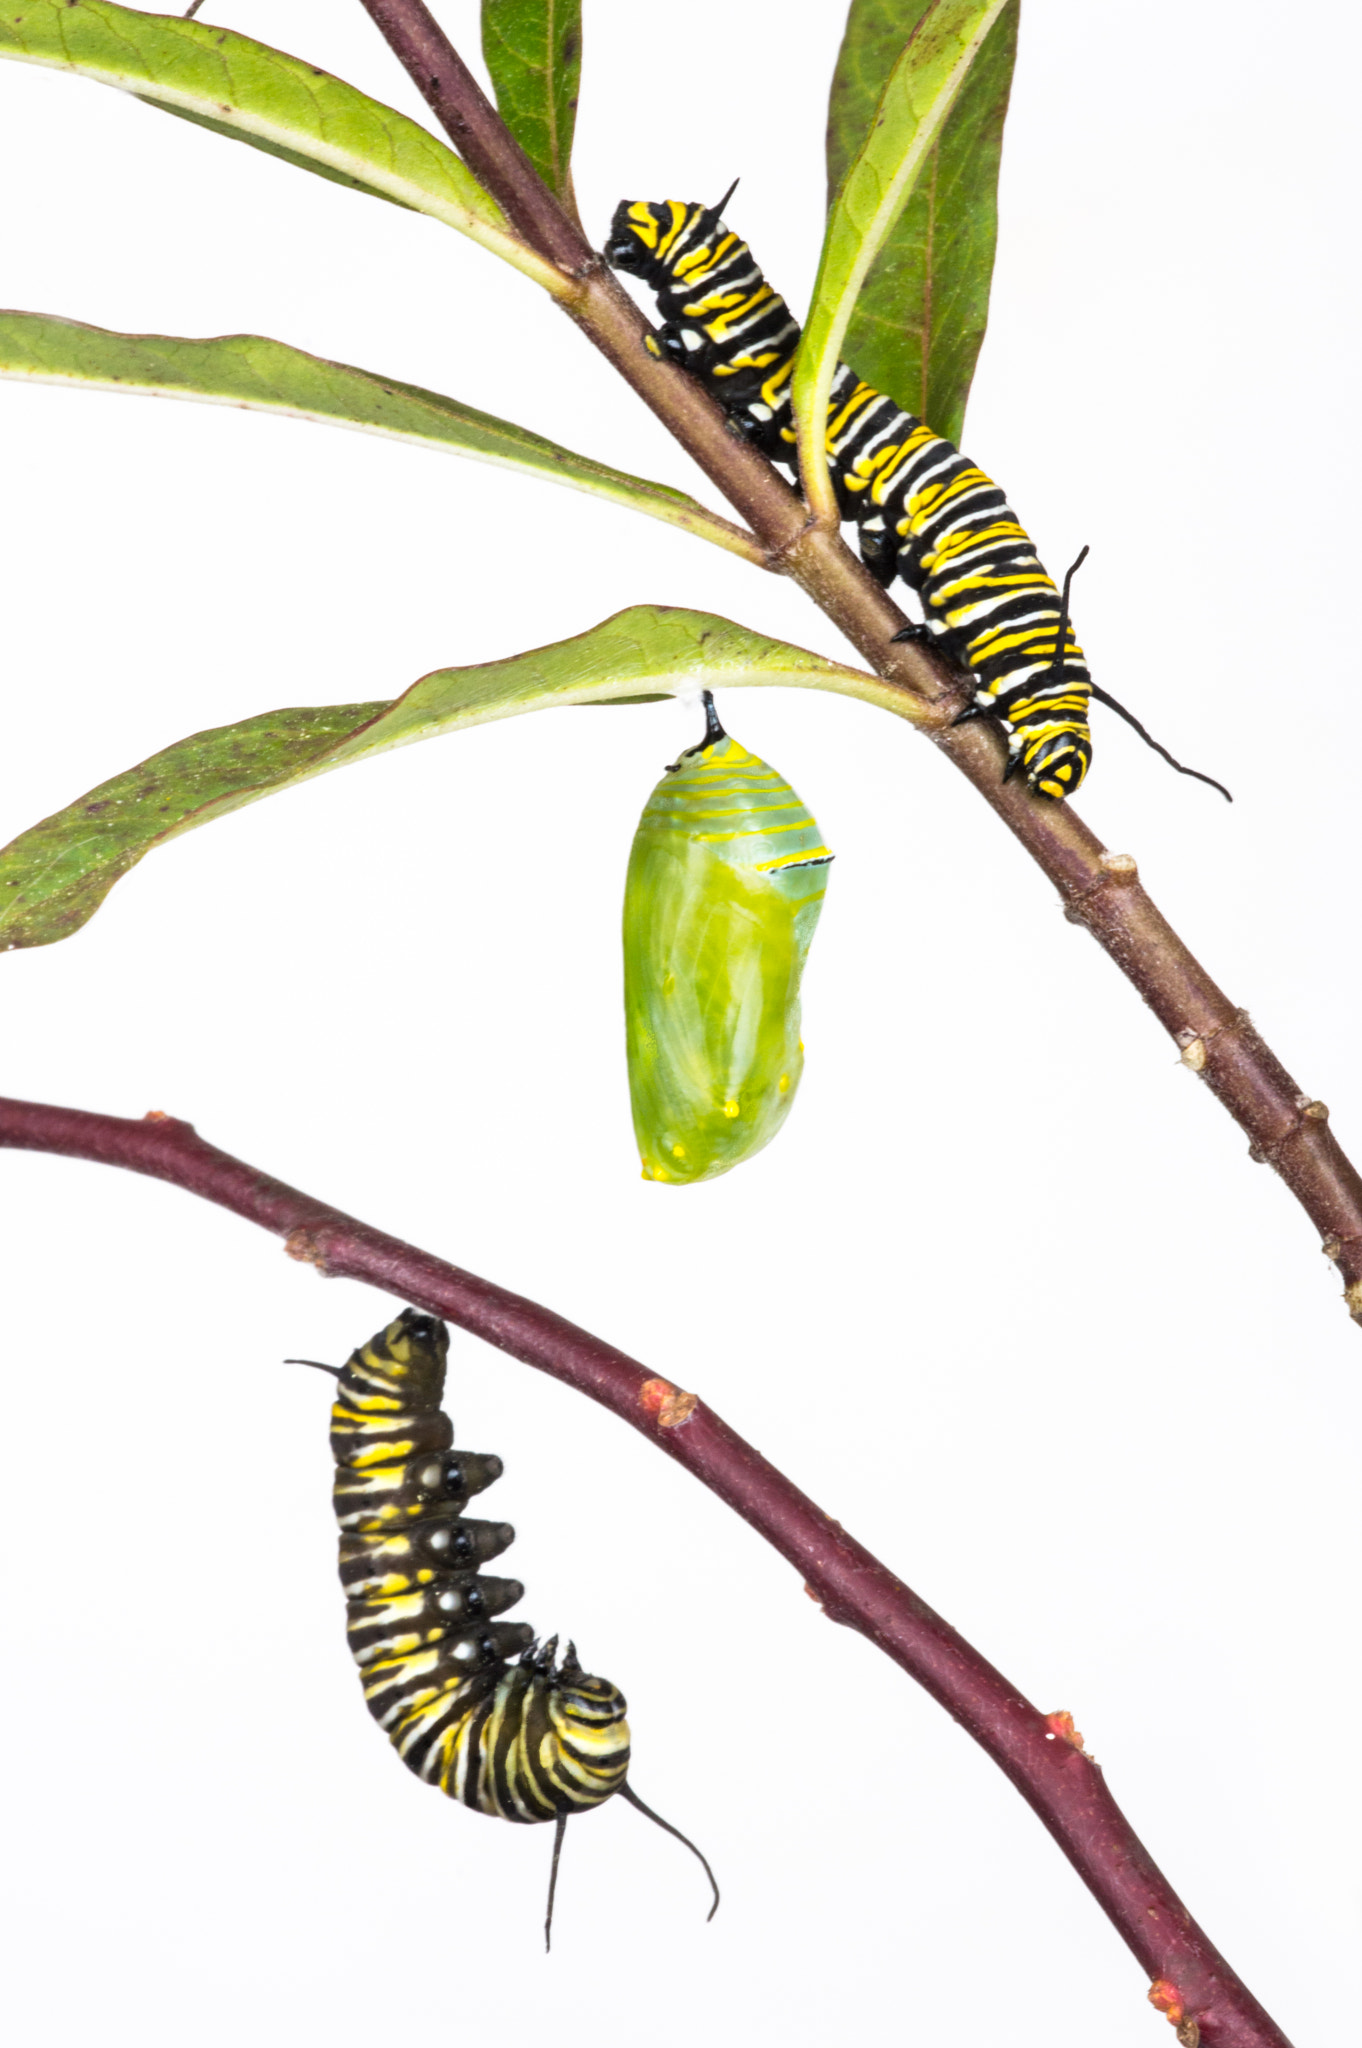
[[0, 2, 1357, 2042]]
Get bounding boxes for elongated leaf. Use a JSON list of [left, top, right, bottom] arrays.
[[0, 312, 763, 562], [481, 0, 582, 214], [827, 0, 1017, 446], [0, 608, 910, 952], [140, 97, 418, 208], [793, 0, 1010, 512], [0, 1, 563, 293], [0, 705, 386, 954]]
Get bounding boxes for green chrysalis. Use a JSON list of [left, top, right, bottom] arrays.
[[623, 695, 832, 1184]]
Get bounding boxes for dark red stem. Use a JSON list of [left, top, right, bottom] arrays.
[[358, 0, 585, 269], [0, 1091, 1292, 2048]]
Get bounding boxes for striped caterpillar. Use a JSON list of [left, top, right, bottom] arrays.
[[294, 1307, 718, 1946], [607, 194, 1228, 805]]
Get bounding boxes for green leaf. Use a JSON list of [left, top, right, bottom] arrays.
[[0, 608, 915, 952], [793, 0, 1011, 512], [0, 704, 387, 953], [481, 0, 582, 215], [0, 311, 765, 563], [826, 0, 1017, 446], [0, 0, 563, 294], [137, 97, 419, 209]]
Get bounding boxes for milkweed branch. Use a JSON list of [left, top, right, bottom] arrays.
[[352, 0, 1362, 1319], [0, 1089, 1290, 2048]]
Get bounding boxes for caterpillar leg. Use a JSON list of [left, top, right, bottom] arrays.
[[859, 515, 901, 587]]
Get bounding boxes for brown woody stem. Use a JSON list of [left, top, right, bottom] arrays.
[[354, 0, 1362, 1315], [0, 1091, 1294, 2048]]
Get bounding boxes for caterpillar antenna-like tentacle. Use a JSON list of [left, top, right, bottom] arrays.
[[545, 1812, 568, 1954], [285, 1357, 342, 1377], [1047, 543, 1090, 678], [619, 1782, 720, 1921], [1089, 686, 1233, 801]]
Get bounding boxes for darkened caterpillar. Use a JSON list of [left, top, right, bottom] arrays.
[[293, 1307, 718, 1946], [607, 194, 1228, 806]]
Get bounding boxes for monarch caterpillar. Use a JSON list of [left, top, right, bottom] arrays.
[[623, 692, 831, 1184], [294, 1308, 718, 1946], [607, 195, 1229, 805]]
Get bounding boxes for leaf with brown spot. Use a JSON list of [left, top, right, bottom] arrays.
[[0, 705, 384, 952]]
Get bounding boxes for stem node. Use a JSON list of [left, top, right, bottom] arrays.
[[284, 1226, 327, 1268]]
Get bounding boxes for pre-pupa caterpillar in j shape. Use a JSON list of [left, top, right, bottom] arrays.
[[292, 1308, 719, 1948], [623, 692, 832, 1184]]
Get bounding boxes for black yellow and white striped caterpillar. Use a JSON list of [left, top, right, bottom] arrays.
[[294, 1307, 718, 1947], [606, 194, 1228, 805]]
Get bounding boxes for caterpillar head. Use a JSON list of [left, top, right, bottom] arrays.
[[605, 198, 686, 280], [606, 189, 737, 285]]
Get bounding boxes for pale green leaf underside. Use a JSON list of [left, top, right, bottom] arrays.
[[794, 0, 1011, 501], [140, 96, 417, 208], [0, 607, 914, 952], [481, 0, 582, 213], [0, 1, 562, 292], [0, 312, 762, 560], [826, 0, 1017, 447]]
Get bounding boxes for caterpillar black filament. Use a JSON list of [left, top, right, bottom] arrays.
[[607, 195, 1228, 805], [295, 1307, 718, 1947]]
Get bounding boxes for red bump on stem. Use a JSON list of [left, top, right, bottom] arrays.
[[1151, 1981, 1187, 2026], [1045, 1710, 1089, 1755]]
